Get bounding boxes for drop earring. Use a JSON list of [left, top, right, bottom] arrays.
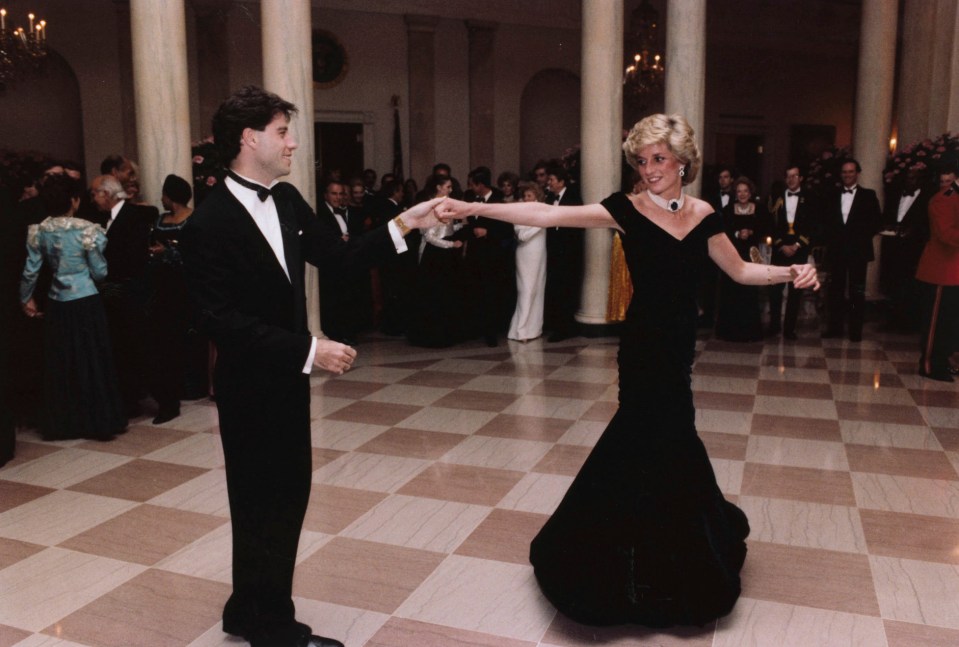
[[679, 168, 686, 178]]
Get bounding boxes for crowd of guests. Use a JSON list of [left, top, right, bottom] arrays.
[[2, 145, 956, 463], [313, 159, 586, 349], [701, 156, 959, 377]]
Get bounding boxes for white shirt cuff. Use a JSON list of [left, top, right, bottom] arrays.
[[387, 219, 408, 253], [302, 337, 317, 374]]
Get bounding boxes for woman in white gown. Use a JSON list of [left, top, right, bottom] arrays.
[[509, 182, 547, 341]]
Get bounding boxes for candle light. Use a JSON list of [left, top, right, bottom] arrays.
[[28, 12, 34, 33], [1, 9, 6, 32], [765, 236, 772, 246], [39, 19, 45, 41]]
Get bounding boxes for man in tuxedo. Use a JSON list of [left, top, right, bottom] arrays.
[[822, 159, 882, 342], [699, 165, 734, 327], [767, 165, 821, 339], [879, 167, 931, 332], [915, 164, 959, 381], [180, 86, 440, 647], [372, 178, 415, 334], [463, 166, 513, 346], [544, 162, 584, 342], [317, 179, 369, 344], [91, 174, 157, 415]]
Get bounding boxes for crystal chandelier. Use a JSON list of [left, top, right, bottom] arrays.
[[0, 8, 49, 89], [623, 0, 664, 107]]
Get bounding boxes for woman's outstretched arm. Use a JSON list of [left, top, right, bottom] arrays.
[[708, 232, 819, 290], [437, 197, 618, 230]]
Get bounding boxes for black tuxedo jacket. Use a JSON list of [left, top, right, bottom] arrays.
[[769, 190, 820, 264], [708, 189, 732, 214], [104, 201, 157, 283], [465, 189, 513, 259], [882, 187, 931, 241], [823, 186, 882, 264]]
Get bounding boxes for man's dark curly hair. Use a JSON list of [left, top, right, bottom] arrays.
[[211, 85, 298, 165]]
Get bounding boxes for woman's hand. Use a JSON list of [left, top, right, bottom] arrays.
[[435, 198, 474, 223], [789, 263, 819, 290], [400, 197, 445, 229], [22, 298, 42, 318]]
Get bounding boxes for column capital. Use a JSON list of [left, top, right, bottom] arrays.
[[404, 14, 440, 33]]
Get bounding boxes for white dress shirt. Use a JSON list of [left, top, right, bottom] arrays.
[[841, 186, 857, 224], [896, 191, 919, 223], [106, 199, 125, 231]]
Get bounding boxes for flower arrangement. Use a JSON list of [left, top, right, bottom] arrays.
[[803, 144, 852, 193], [884, 132, 959, 188], [191, 137, 225, 205]]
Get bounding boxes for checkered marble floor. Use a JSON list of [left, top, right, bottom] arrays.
[[1, 323, 958, 647]]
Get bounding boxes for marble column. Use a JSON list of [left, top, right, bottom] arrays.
[[467, 20, 497, 169], [406, 15, 439, 184], [130, 0, 192, 205], [853, 0, 897, 299], [261, 0, 321, 333], [929, 0, 959, 134], [664, 0, 706, 199], [576, 0, 623, 326]]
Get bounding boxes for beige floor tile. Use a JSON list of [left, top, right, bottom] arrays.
[[441, 435, 553, 471], [366, 617, 536, 647], [883, 619, 959, 647], [498, 472, 574, 515], [846, 444, 957, 480], [741, 463, 856, 506], [355, 427, 466, 460], [836, 401, 928, 426], [336, 365, 418, 384], [545, 365, 619, 384], [398, 463, 524, 506], [310, 377, 387, 399], [746, 435, 849, 470], [396, 406, 498, 434], [0, 448, 132, 489], [831, 383, 916, 406], [343, 494, 489, 552], [870, 556, 959, 629], [738, 496, 867, 553], [0, 537, 44, 571], [692, 374, 758, 395], [426, 358, 501, 375], [142, 432, 225, 469], [0, 547, 145, 631], [156, 405, 220, 432], [0, 442, 61, 470], [0, 624, 31, 646], [527, 379, 612, 401], [695, 409, 752, 435], [454, 509, 548, 565], [578, 400, 617, 422], [557, 419, 606, 447], [284, 598, 389, 647], [694, 391, 755, 412], [710, 457, 745, 496], [852, 472, 959, 518], [459, 374, 541, 395], [750, 413, 842, 441], [309, 419, 389, 451], [308, 394, 354, 418], [503, 394, 597, 421], [758, 365, 831, 383], [66, 459, 209, 503], [714, 597, 886, 647], [695, 361, 761, 379], [741, 541, 879, 616], [154, 522, 233, 583], [543, 612, 714, 646], [908, 388, 959, 409], [918, 406, 959, 429], [44, 568, 229, 647], [311, 452, 428, 492], [941, 428, 959, 452], [0, 490, 137, 546], [431, 389, 521, 413], [294, 536, 444, 614], [860, 509, 959, 564], [147, 469, 230, 517], [397, 370, 477, 389], [362, 383, 452, 406], [829, 369, 904, 387], [840, 420, 943, 450], [700, 431, 749, 461], [58, 504, 227, 566], [761, 354, 828, 370], [756, 379, 833, 399], [396, 554, 554, 642]]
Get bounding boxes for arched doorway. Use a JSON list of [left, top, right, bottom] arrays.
[[0, 50, 84, 165], [520, 68, 580, 175]]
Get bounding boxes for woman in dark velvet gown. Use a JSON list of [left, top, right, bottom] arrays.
[[715, 176, 767, 342], [438, 114, 819, 628]]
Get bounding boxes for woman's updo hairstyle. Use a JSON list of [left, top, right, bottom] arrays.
[[623, 113, 701, 186]]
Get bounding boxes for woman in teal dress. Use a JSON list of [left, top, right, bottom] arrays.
[[438, 114, 819, 627], [20, 174, 126, 440]]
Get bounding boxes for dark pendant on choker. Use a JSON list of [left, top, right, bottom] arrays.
[[668, 200, 680, 212], [646, 189, 685, 213]]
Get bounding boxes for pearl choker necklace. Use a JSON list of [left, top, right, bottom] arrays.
[[646, 189, 685, 213]]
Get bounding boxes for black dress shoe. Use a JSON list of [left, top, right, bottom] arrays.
[[300, 635, 345, 647], [919, 369, 954, 382], [152, 407, 180, 425], [250, 634, 344, 647]]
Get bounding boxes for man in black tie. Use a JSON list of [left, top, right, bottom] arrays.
[[181, 86, 441, 647], [767, 165, 821, 339], [463, 166, 513, 346], [822, 159, 882, 341], [544, 162, 584, 341], [317, 179, 369, 345], [879, 166, 931, 332], [700, 166, 734, 327]]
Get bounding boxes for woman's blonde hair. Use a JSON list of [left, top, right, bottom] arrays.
[[623, 113, 701, 185]]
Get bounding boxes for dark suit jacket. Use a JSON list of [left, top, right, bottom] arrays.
[[464, 188, 513, 258], [104, 201, 158, 283], [769, 190, 820, 265], [823, 186, 882, 265]]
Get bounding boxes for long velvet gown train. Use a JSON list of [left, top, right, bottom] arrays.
[[529, 192, 749, 627]]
